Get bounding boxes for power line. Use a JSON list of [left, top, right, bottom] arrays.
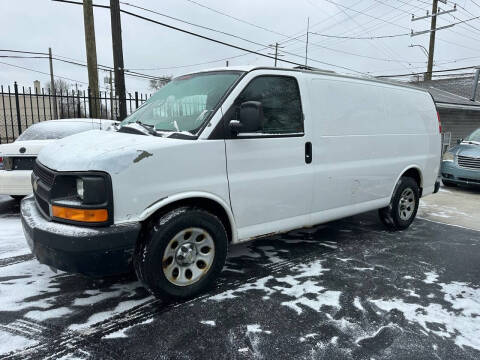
[[0, 55, 49, 60], [321, 0, 411, 30], [182, 0, 289, 39], [0, 60, 105, 88], [122, 1, 417, 65], [52, 0, 367, 75], [119, 2, 283, 50], [0, 48, 165, 81], [305, 0, 415, 71], [308, 31, 410, 39]]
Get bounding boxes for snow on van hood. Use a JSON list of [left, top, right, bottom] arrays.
[[37, 130, 184, 173]]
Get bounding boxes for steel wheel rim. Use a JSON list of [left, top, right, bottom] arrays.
[[398, 187, 416, 221], [162, 227, 215, 287]]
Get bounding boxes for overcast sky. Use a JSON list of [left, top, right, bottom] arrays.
[[0, 0, 479, 93]]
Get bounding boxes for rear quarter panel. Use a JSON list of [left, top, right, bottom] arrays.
[[307, 75, 440, 214]]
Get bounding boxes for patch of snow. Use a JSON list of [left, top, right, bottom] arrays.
[[0, 260, 61, 311], [257, 245, 285, 263], [200, 320, 216, 326], [246, 324, 271, 335], [69, 298, 152, 331], [0, 329, 38, 355], [238, 347, 249, 353], [209, 260, 342, 315], [371, 279, 480, 350], [103, 318, 154, 339], [25, 306, 72, 321], [424, 271, 439, 284], [353, 297, 364, 312], [355, 325, 397, 344], [0, 217, 30, 259], [319, 243, 337, 249]]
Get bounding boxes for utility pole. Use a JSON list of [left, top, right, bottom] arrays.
[[110, 0, 127, 120], [426, 0, 438, 81], [411, 0, 455, 81], [48, 47, 58, 119], [268, 43, 284, 67], [82, 0, 100, 117]]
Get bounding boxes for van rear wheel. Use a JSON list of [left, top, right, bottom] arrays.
[[134, 207, 228, 299], [379, 177, 420, 231]]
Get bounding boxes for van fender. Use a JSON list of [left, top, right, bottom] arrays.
[[138, 191, 238, 243], [389, 165, 423, 200]]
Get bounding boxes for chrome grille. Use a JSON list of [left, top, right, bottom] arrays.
[[458, 155, 480, 169]]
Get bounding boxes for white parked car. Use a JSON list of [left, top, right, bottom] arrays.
[[0, 119, 116, 199], [21, 67, 441, 299]]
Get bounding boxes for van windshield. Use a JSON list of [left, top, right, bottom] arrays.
[[121, 71, 243, 134], [465, 128, 480, 143]]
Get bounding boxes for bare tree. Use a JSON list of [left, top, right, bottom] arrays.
[[45, 79, 85, 119], [149, 76, 172, 91]]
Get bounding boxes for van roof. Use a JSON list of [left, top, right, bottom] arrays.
[[186, 65, 430, 94]]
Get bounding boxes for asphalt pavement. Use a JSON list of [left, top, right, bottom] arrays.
[[0, 193, 479, 360]]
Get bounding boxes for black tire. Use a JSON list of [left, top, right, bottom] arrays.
[[442, 179, 457, 187], [134, 207, 228, 299], [10, 195, 24, 201], [379, 177, 420, 231]]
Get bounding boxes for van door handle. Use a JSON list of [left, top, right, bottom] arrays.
[[305, 142, 312, 164]]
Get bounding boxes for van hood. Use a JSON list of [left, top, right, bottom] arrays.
[[37, 130, 186, 173]]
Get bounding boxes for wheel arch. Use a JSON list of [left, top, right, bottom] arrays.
[[138, 192, 237, 243], [391, 166, 424, 199]]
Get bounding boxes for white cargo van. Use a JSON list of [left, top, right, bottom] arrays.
[[21, 67, 441, 298]]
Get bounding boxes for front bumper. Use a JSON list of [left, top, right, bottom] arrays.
[[0, 170, 33, 195], [441, 160, 480, 186], [20, 196, 141, 276]]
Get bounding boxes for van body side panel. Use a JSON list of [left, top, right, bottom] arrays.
[[307, 76, 440, 216]]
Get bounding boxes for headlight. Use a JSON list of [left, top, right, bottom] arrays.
[[443, 151, 455, 162], [50, 173, 112, 225], [76, 178, 84, 199]]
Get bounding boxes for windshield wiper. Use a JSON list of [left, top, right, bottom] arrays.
[[132, 120, 160, 136]]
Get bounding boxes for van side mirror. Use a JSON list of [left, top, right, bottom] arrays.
[[457, 138, 463, 144], [229, 101, 263, 136]]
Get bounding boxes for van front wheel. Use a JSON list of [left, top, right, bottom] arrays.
[[379, 177, 420, 231], [134, 207, 228, 299]]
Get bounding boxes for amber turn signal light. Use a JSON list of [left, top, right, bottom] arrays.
[[52, 205, 108, 223]]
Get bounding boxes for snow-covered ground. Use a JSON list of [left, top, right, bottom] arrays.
[[0, 192, 479, 359]]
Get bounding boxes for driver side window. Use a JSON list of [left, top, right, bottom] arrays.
[[232, 76, 303, 135]]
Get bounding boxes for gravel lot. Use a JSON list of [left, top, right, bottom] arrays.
[[0, 187, 479, 359]]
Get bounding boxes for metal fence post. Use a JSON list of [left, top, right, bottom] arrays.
[[87, 87, 92, 118], [135, 91, 139, 109], [14, 82, 22, 135]]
